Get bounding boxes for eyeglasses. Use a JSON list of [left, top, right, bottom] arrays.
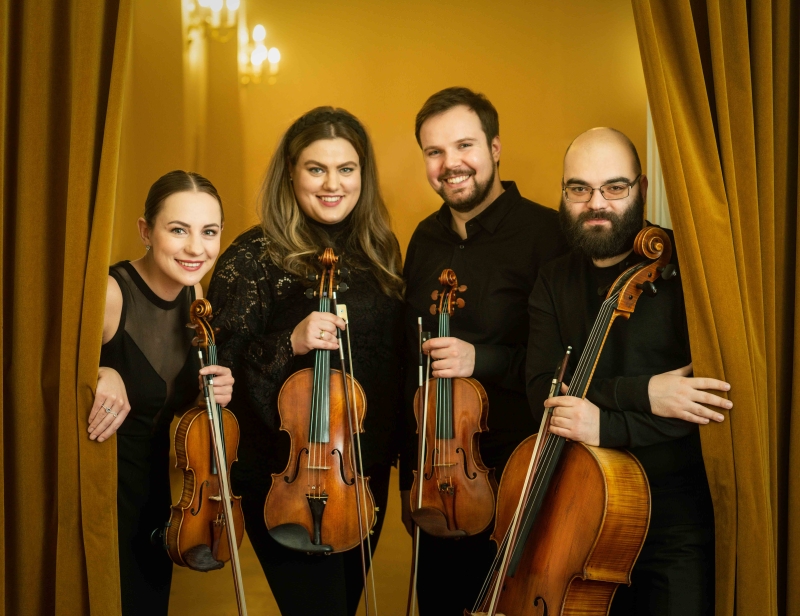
[[562, 174, 642, 203]]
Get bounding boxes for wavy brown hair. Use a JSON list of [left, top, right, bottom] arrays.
[[259, 106, 403, 298]]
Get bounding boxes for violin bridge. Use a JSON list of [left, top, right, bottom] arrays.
[[208, 495, 222, 501], [306, 465, 332, 470]]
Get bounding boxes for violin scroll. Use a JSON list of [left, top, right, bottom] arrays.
[[189, 298, 215, 347], [430, 268, 467, 316]]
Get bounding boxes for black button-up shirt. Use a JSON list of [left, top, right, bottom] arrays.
[[400, 181, 569, 490]]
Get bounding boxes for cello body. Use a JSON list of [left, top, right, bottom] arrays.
[[166, 406, 245, 568], [477, 435, 650, 615], [411, 376, 496, 537]]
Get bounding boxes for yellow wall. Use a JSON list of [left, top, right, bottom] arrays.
[[114, 0, 647, 264]]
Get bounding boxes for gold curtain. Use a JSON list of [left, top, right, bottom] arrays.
[[0, 0, 131, 613], [631, 0, 799, 614]]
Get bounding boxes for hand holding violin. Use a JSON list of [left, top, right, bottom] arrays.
[[88, 366, 132, 442], [291, 310, 346, 355], [199, 364, 235, 407], [423, 336, 475, 378]]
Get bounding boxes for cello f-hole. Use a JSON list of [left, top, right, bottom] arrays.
[[457, 447, 477, 479], [284, 448, 308, 484], [533, 597, 548, 615]]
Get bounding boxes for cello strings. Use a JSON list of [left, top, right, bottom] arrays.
[[473, 293, 620, 611]]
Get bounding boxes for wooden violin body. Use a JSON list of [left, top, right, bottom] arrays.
[[166, 406, 245, 569], [472, 436, 649, 615], [265, 367, 376, 553], [411, 376, 496, 537]]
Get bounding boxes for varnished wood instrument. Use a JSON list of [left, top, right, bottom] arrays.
[[265, 248, 377, 559], [469, 226, 674, 616], [410, 269, 496, 539], [165, 298, 248, 615]]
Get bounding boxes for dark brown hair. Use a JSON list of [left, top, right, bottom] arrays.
[[259, 106, 403, 298], [415, 87, 500, 147], [143, 170, 224, 226]]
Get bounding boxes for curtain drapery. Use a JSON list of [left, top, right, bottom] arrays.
[[0, 0, 132, 613], [631, 0, 799, 614]]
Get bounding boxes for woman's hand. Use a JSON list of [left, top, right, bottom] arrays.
[[88, 367, 132, 442], [200, 365, 234, 407], [290, 311, 347, 356]]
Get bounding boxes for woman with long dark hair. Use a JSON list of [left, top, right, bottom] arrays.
[[89, 170, 234, 615], [208, 107, 404, 615]]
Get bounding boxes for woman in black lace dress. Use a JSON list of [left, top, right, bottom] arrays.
[[207, 107, 404, 615], [88, 171, 234, 615]]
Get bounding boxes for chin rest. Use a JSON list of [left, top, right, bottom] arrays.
[[268, 523, 334, 554], [412, 507, 468, 538], [182, 544, 225, 572]]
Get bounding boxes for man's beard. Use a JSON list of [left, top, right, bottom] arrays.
[[437, 165, 497, 213], [558, 193, 645, 260]]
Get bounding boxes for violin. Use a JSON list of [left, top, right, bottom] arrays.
[[409, 269, 496, 539], [468, 226, 674, 616], [164, 298, 247, 615], [264, 248, 377, 557]]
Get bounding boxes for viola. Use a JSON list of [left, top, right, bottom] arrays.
[[264, 248, 377, 557], [409, 268, 496, 539], [164, 298, 247, 615], [468, 226, 674, 616]]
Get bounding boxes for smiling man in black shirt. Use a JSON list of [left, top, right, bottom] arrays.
[[527, 127, 731, 615], [400, 87, 568, 615]]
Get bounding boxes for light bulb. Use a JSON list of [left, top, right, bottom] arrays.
[[251, 44, 268, 66], [198, 0, 211, 6], [267, 47, 281, 64], [253, 24, 266, 42], [226, 0, 240, 9], [210, 0, 223, 11]]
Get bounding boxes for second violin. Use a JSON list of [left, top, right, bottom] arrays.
[[410, 269, 496, 538]]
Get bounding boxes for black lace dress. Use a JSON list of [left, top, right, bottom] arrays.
[[100, 261, 199, 616], [207, 222, 404, 615]]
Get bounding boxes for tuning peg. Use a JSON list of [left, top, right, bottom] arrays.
[[337, 267, 350, 279], [336, 283, 348, 293], [456, 298, 465, 309], [429, 305, 437, 315], [658, 264, 678, 279], [431, 290, 439, 301], [458, 285, 467, 292], [307, 272, 319, 282], [304, 288, 317, 299], [637, 281, 658, 297]]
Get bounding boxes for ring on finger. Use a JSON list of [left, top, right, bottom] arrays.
[[318, 330, 326, 340], [103, 404, 118, 418]]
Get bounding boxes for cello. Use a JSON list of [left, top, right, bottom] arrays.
[[164, 298, 248, 615], [409, 268, 496, 539], [264, 248, 377, 560], [469, 226, 673, 616]]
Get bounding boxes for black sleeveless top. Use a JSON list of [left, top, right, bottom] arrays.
[[100, 261, 199, 437]]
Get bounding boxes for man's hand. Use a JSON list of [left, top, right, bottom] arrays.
[[544, 393, 600, 446], [649, 363, 731, 424], [423, 337, 475, 378], [400, 489, 413, 536]]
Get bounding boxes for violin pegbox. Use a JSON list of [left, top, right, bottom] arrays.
[[430, 268, 466, 316]]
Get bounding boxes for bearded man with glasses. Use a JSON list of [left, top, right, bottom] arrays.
[[526, 127, 728, 615]]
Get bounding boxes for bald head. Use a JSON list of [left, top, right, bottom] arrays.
[[564, 127, 641, 182]]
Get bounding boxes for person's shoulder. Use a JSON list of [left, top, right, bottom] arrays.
[[538, 248, 580, 280], [512, 195, 560, 225]]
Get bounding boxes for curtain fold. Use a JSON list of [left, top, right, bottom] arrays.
[[0, 0, 132, 613], [631, 0, 799, 614]]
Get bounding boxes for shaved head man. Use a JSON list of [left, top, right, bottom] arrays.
[[526, 128, 729, 615]]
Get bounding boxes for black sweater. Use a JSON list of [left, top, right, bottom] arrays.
[[207, 225, 405, 494], [526, 227, 713, 527]]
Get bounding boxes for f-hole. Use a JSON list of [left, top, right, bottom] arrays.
[[456, 447, 477, 479], [191, 480, 210, 515], [332, 449, 355, 485], [284, 447, 308, 484], [533, 596, 548, 615], [424, 448, 439, 480]]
